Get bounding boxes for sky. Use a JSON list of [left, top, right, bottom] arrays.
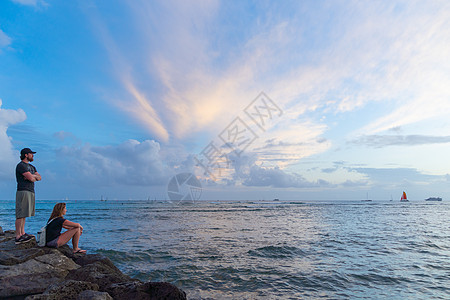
[[0, 0, 449, 201]]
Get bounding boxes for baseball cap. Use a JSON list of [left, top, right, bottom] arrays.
[[20, 148, 36, 155]]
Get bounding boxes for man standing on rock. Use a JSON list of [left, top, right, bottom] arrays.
[[15, 148, 41, 244]]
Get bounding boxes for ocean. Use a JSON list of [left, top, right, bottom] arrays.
[[1, 199, 449, 299]]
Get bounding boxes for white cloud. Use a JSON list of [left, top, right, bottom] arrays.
[[53, 131, 79, 143], [339, 2, 450, 135], [251, 120, 331, 168], [242, 165, 331, 188], [56, 139, 173, 187], [11, 0, 47, 7], [350, 134, 450, 148], [89, 0, 450, 179], [0, 29, 12, 49], [0, 99, 27, 179]]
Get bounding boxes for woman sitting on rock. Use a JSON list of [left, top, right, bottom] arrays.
[[46, 202, 86, 254]]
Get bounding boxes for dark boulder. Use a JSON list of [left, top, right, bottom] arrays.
[[29, 280, 100, 300], [74, 254, 117, 269], [77, 289, 113, 300], [106, 281, 187, 300], [0, 251, 80, 298], [66, 260, 135, 290], [1, 271, 66, 298], [0, 228, 188, 299], [0, 234, 37, 251], [0, 247, 45, 265]]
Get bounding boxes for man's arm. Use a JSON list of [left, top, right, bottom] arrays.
[[34, 171, 42, 181], [22, 172, 41, 182]]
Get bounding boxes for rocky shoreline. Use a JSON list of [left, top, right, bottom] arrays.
[[0, 226, 187, 299]]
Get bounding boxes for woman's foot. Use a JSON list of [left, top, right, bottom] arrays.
[[73, 248, 87, 254]]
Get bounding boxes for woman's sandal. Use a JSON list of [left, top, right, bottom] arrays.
[[73, 249, 87, 254]]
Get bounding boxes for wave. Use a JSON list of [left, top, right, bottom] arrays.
[[96, 248, 177, 265], [248, 245, 307, 259]]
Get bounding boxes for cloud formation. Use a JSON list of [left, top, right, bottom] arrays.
[[11, 0, 46, 6], [0, 100, 27, 179], [210, 151, 331, 189], [350, 135, 450, 148], [242, 165, 331, 188], [89, 1, 450, 160], [56, 139, 172, 187], [0, 29, 11, 49], [348, 167, 442, 189]]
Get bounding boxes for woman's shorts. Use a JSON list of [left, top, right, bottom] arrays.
[[46, 237, 59, 248], [16, 191, 35, 218]]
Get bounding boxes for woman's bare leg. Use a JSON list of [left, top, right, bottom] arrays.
[[71, 228, 81, 250], [57, 227, 85, 252]]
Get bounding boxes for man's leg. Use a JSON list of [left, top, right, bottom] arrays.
[[15, 218, 25, 239], [16, 190, 34, 238]]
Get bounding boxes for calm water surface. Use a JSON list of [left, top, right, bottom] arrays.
[[1, 200, 449, 299]]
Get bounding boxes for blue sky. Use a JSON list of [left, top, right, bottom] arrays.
[[1, 0, 449, 201]]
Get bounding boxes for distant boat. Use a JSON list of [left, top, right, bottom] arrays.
[[361, 192, 372, 202], [273, 198, 280, 201], [425, 197, 442, 201], [400, 191, 409, 202]]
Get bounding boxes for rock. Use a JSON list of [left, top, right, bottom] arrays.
[[1, 271, 65, 298], [0, 230, 14, 244], [0, 251, 81, 298], [25, 280, 101, 300], [0, 228, 188, 299], [52, 244, 76, 259], [105, 281, 147, 299], [0, 225, 4, 236], [145, 282, 187, 300], [0, 235, 37, 251], [4, 229, 15, 235], [0, 247, 45, 265], [43, 280, 99, 299], [74, 254, 116, 269], [66, 260, 135, 291], [35, 251, 80, 272], [106, 281, 187, 300], [25, 294, 58, 299], [77, 290, 113, 300]]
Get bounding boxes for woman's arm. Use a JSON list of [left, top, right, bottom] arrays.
[[62, 220, 83, 232]]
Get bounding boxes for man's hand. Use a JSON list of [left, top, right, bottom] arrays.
[[22, 172, 42, 182], [34, 172, 42, 181]]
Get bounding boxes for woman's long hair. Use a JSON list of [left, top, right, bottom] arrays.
[[49, 203, 66, 222]]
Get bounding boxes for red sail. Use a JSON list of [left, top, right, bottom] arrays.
[[401, 191, 407, 200]]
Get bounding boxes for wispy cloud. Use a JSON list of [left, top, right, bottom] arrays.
[[120, 81, 170, 142], [0, 29, 12, 49], [11, 0, 47, 7], [350, 135, 450, 148], [345, 2, 450, 134], [242, 165, 331, 188], [349, 167, 443, 187], [89, 0, 450, 172], [251, 120, 331, 168]]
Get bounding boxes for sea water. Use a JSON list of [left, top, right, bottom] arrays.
[[1, 200, 449, 299]]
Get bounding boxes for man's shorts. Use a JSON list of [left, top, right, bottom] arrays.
[[16, 190, 35, 218]]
